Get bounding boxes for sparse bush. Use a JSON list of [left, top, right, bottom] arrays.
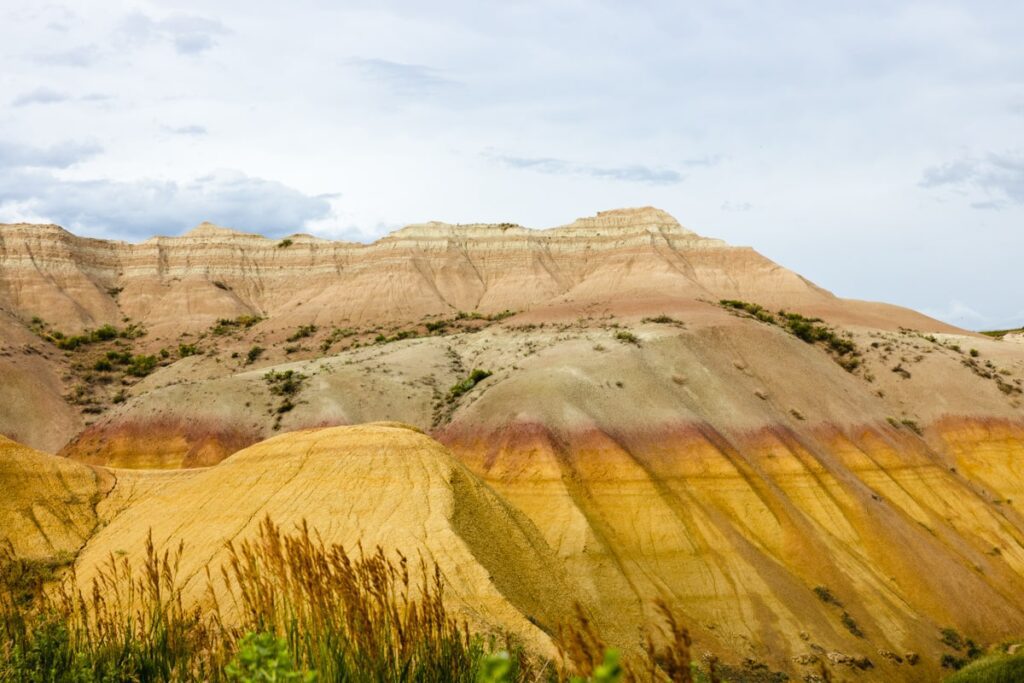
[[615, 330, 640, 346], [321, 327, 357, 351], [126, 354, 158, 377], [93, 359, 113, 372], [448, 369, 492, 400], [91, 324, 119, 342], [287, 325, 317, 342], [901, 419, 923, 436], [841, 611, 864, 638], [813, 586, 843, 607], [179, 344, 200, 358], [107, 350, 132, 365], [246, 346, 264, 365], [642, 315, 682, 325], [212, 315, 263, 335], [277, 238, 294, 248]]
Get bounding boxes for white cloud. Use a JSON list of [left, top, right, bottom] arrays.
[[1, 1, 1023, 328], [12, 87, 70, 106], [0, 167, 333, 239], [488, 153, 683, 185], [119, 11, 229, 55]]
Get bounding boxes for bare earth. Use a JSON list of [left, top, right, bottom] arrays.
[[1, 207, 1022, 681]]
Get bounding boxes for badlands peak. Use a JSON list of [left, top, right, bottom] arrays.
[[387, 206, 700, 242], [179, 221, 265, 240]]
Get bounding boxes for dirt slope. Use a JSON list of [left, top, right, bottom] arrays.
[[76, 423, 580, 654], [0, 435, 104, 560]]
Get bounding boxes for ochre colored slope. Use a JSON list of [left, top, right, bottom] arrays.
[[0, 435, 105, 560], [428, 326, 1024, 681], [75, 424, 580, 654]]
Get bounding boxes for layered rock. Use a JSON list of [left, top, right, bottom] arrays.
[[0, 208, 934, 339]]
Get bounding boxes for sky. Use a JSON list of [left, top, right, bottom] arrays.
[[1, 1, 1022, 330]]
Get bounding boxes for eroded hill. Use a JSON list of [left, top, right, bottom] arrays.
[[1, 207, 1023, 680]]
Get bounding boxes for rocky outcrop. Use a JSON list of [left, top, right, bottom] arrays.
[[0, 208, 875, 338]]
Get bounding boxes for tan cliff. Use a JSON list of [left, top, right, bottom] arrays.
[[0, 207, 935, 339]]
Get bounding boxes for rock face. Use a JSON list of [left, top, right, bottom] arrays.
[[2, 207, 1023, 680], [0, 207, 932, 338]]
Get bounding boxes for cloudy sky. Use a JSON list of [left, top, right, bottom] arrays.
[[2, 1, 1022, 329]]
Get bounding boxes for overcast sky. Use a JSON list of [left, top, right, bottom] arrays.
[[2, 1, 1022, 330]]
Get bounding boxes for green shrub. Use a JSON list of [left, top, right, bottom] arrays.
[[91, 324, 119, 342], [642, 315, 682, 325], [226, 632, 316, 682], [615, 331, 640, 345], [449, 369, 492, 400], [93, 359, 113, 372], [265, 370, 306, 397], [127, 355, 158, 377], [107, 350, 132, 365], [246, 346, 264, 365], [212, 316, 263, 335], [321, 327, 357, 351], [179, 344, 200, 358], [55, 335, 90, 351], [287, 325, 317, 342], [277, 238, 293, 248]]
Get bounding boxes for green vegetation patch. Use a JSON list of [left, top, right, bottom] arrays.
[[981, 327, 1024, 339], [211, 315, 263, 335], [264, 369, 308, 422], [642, 314, 684, 326], [945, 651, 1024, 682], [448, 369, 492, 401], [718, 300, 862, 372], [286, 324, 317, 342], [614, 330, 640, 346]]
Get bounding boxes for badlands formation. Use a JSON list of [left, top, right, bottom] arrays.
[[2, 207, 1024, 680]]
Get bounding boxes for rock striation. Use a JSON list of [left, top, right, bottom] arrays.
[[0, 207, 870, 338]]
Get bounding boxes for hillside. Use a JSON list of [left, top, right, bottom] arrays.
[[1, 207, 1023, 680]]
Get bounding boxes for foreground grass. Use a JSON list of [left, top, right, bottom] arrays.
[[945, 652, 1024, 682], [0, 518, 706, 682]]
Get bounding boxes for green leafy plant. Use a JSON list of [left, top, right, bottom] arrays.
[[225, 632, 316, 682]]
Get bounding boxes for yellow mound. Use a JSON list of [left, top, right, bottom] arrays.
[[75, 424, 578, 652], [0, 435, 103, 560]]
